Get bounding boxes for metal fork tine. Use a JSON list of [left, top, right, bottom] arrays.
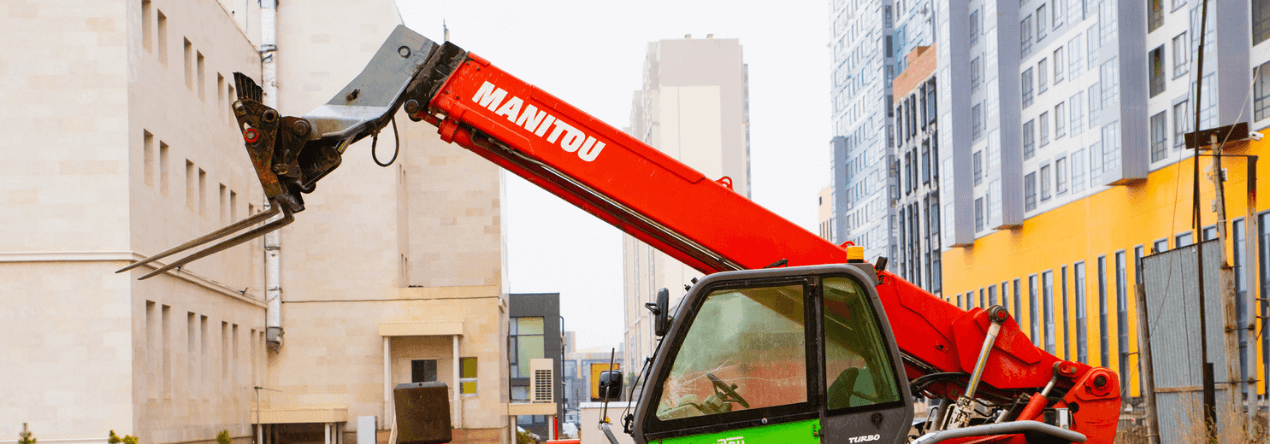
[[116, 203, 281, 273], [138, 205, 295, 280]]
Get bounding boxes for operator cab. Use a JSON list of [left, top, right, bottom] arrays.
[[632, 264, 913, 444]]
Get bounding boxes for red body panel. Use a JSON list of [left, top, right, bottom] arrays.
[[422, 53, 1119, 441]]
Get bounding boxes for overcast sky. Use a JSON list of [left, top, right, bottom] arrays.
[[397, 0, 832, 350]]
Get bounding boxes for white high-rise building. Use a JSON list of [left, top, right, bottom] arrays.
[[827, 0, 898, 262], [622, 36, 750, 376]]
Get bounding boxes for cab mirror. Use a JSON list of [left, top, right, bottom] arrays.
[[598, 370, 623, 400], [654, 288, 670, 337]]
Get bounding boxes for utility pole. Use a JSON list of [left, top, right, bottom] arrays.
[[1191, 2, 1215, 438]]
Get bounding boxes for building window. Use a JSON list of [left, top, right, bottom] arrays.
[[1100, 58, 1119, 109], [1088, 84, 1101, 128], [1040, 111, 1050, 146], [932, 251, 942, 293], [1233, 219, 1251, 392], [460, 357, 478, 395], [970, 9, 981, 43], [1115, 251, 1130, 398], [1153, 238, 1169, 253], [1069, 35, 1082, 77], [1090, 142, 1103, 179], [922, 141, 931, 184], [1022, 68, 1035, 109], [1173, 100, 1190, 149], [974, 150, 983, 185], [1173, 32, 1189, 79], [1101, 121, 1121, 169], [989, 285, 998, 306], [1072, 148, 1086, 192], [1149, 46, 1165, 97], [412, 360, 438, 383], [1040, 165, 1052, 201], [1259, 214, 1270, 397], [1055, 103, 1066, 138], [1150, 111, 1168, 162], [1021, 15, 1034, 56], [1056, 157, 1068, 194], [1036, 5, 1048, 41], [1023, 119, 1036, 159], [1043, 270, 1055, 354], [1086, 26, 1099, 71], [1196, 73, 1217, 129], [1012, 278, 1022, 315], [1054, 48, 1065, 84], [1256, 0, 1270, 45], [1025, 172, 1037, 211], [1075, 261, 1088, 364], [972, 103, 984, 140], [1070, 91, 1084, 135], [927, 79, 938, 124], [184, 38, 193, 89], [1029, 274, 1040, 345], [1255, 61, 1270, 122], [1148, 0, 1164, 32], [1061, 266, 1070, 360], [1038, 59, 1049, 94], [975, 197, 984, 232], [510, 317, 545, 378], [157, 10, 168, 65], [1099, 0, 1117, 44], [1098, 256, 1109, 367], [971, 57, 982, 91]]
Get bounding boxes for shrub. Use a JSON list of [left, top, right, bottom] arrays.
[[216, 431, 231, 444], [108, 430, 138, 444], [18, 423, 36, 444]]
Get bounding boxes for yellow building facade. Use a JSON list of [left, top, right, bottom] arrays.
[[942, 136, 1267, 402]]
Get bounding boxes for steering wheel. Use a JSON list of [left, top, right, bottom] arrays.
[[706, 372, 750, 409]]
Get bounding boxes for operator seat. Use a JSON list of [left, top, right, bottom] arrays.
[[826, 367, 860, 409]]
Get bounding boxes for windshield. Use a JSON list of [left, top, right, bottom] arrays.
[[822, 277, 901, 409], [655, 283, 808, 421]]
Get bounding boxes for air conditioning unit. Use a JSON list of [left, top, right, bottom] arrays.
[[529, 358, 554, 403]]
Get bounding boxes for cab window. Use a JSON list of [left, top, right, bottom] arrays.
[[823, 277, 901, 410], [654, 283, 808, 421]]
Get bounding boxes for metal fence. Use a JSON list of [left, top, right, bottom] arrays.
[[1140, 240, 1230, 444]]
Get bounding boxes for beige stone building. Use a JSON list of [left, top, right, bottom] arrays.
[[2, 0, 509, 443], [2, 1, 267, 443], [621, 36, 750, 375]]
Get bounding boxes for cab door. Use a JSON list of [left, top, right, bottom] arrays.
[[817, 274, 913, 444]]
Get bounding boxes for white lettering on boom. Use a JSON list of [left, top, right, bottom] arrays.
[[471, 82, 507, 110], [469, 81, 607, 162]]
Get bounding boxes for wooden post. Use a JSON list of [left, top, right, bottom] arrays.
[[1135, 278, 1161, 444], [1208, 135, 1244, 425]]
